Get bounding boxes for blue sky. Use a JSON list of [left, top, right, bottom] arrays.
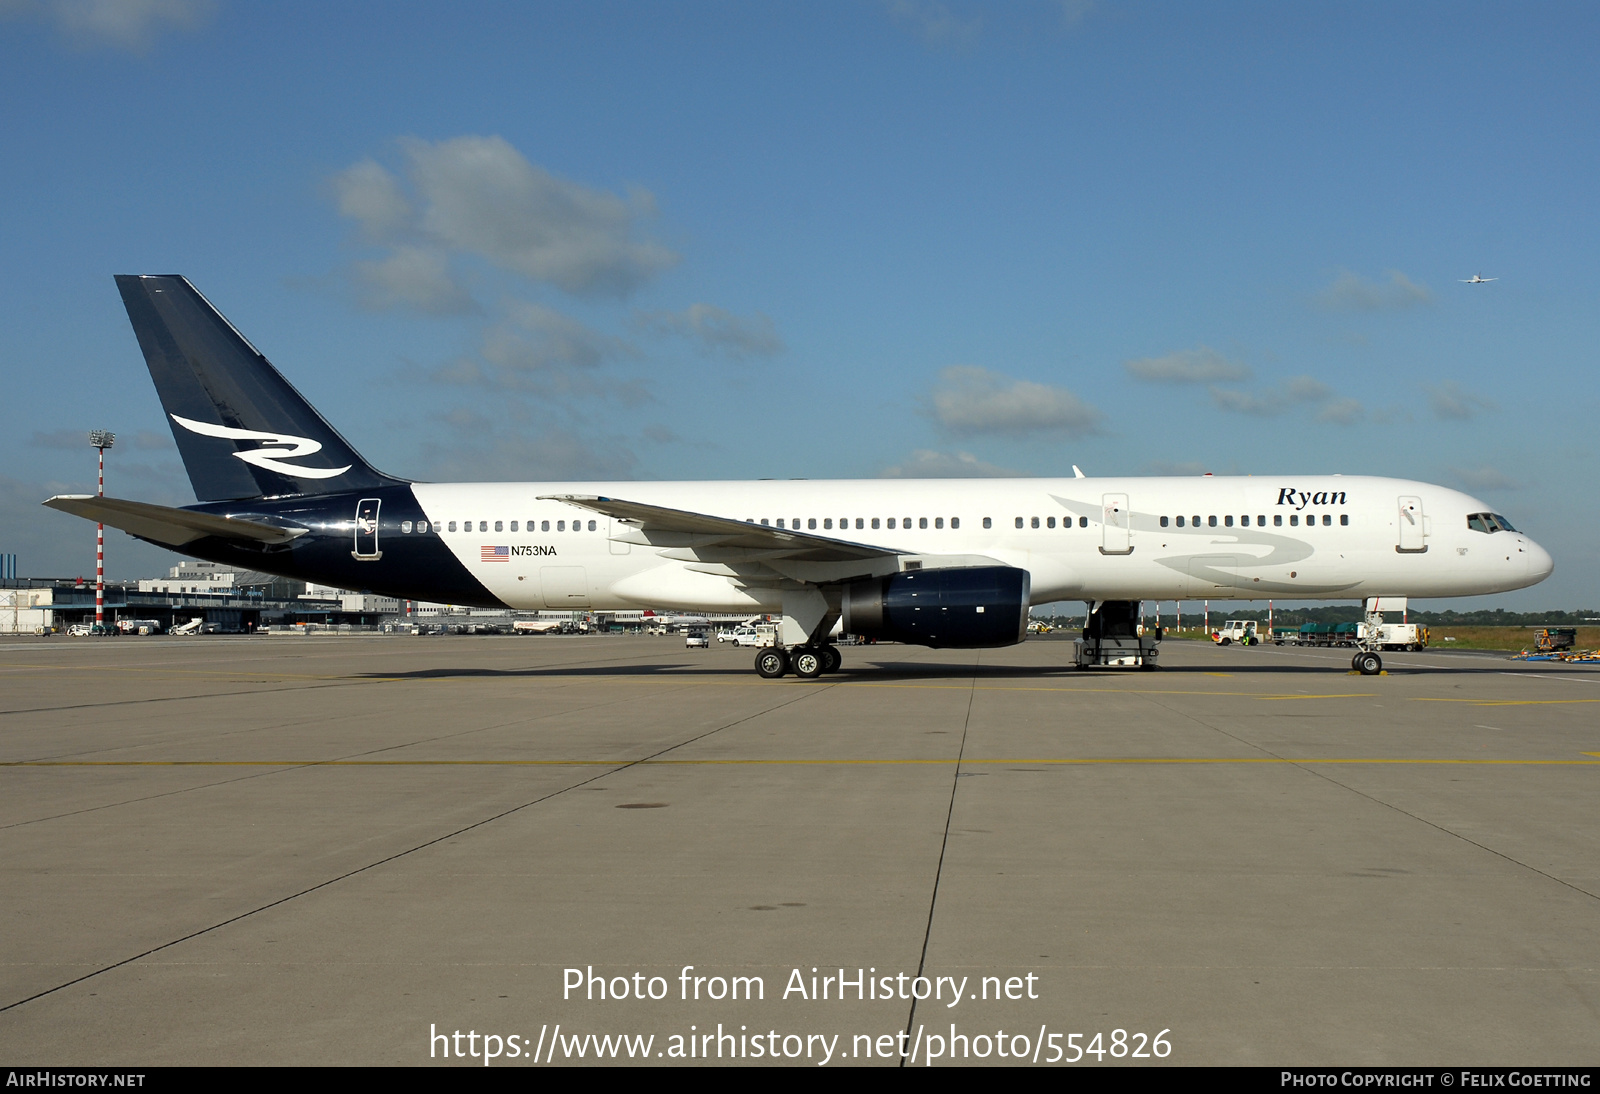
[[1, 0, 1595, 608]]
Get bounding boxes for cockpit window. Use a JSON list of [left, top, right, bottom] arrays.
[[1467, 512, 1518, 534]]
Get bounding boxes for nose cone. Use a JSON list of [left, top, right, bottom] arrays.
[[1525, 540, 1555, 584]]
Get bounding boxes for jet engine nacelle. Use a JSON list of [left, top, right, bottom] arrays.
[[842, 565, 1031, 648]]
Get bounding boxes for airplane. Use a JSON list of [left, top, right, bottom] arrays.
[[1460, 274, 1498, 284], [44, 275, 1554, 678]]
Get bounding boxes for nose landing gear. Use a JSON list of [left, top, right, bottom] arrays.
[[1351, 596, 1400, 676]]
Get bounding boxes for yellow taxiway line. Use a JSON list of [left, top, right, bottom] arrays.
[[6, 757, 1599, 768]]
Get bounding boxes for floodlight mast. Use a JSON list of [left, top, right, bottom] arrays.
[[89, 431, 114, 626]]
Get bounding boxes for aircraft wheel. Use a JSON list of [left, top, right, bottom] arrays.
[[1355, 651, 1383, 676], [792, 648, 825, 679], [821, 645, 842, 673], [754, 648, 789, 678]]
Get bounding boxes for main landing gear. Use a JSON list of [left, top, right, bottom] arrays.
[[754, 644, 842, 679]]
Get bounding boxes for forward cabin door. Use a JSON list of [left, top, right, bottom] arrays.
[[1397, 496, 1426, 552], [1100, 493, 1132, 554]]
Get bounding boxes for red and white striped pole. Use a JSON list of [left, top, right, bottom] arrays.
[[89, 431, 114, 627]]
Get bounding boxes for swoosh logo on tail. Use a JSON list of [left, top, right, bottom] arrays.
[[169, 414, 353, 479]]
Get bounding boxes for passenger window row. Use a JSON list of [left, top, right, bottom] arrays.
[[1157, 514, 1348, 528], [402, 511, 1368, 537], [1015, 516, 1090, 529], [744, 517, 962, 531], [399, 519, 599, 534]]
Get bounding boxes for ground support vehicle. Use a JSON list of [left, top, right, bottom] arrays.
[[1295, 622, 1359, 647], [1075, 601, 1159, 669], [1355, 622, 1429, 651], [1213, 620, 1260, 646], [1534, 628, 1577, 652], [727, 624, 778, 648]]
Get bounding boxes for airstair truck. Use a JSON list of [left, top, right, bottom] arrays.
[[1076, 601, 1160, 669]]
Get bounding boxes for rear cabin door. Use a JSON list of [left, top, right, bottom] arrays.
[[1100, 493, 1132, 554], [352, 498, 382, 561]]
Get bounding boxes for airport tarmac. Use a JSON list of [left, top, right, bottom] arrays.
[[1, 633, 1597, 1067]]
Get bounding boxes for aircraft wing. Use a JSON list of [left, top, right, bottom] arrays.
[[542, 494, 1011, 588], [540, 494, 902, 561], [43, 494, 309, 548]]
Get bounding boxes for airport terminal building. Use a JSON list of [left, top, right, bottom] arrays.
[[0, 560, 687, 636]]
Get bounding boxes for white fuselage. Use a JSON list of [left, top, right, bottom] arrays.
[[404, 474, 1552, 612]]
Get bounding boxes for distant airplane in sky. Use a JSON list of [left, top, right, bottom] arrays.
[[1459, 274, 1497, 284]]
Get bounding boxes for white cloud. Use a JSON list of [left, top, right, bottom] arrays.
[[1450, 466, 1518, 492], [331, 135, 678, 308], [404, 135, 677, 296], [494, 301, 634, 371], [422, 422, 639, 483], [30, 428, 91, 449], [1123, 347, 1251, 384], [1424, 380, 1495, 421], [884, 0, 982, 47], [634, 303, 783, 360], [1208, 388, 1281, 416], [1209, 374, 1360, 422], [427, 301, 646, 404], [880, 449, 1025, 478], [1318, 269, 1433, 311], [1058, 0, 1094, 29], [353, 246, 476, 315], [332, 159, 414, 242], [1285, 375, 1333, 402], [1314, 397, 1364, 425], [928, 366, 1105, 438], [4, 0, 212, 50]]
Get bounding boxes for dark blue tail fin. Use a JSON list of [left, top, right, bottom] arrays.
[[115, 274, 405, 502]]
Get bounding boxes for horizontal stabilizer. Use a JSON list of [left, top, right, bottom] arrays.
[[43, 495, 308, 548]]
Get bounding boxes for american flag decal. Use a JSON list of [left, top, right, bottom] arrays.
[[480, 545, 509, 562]]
